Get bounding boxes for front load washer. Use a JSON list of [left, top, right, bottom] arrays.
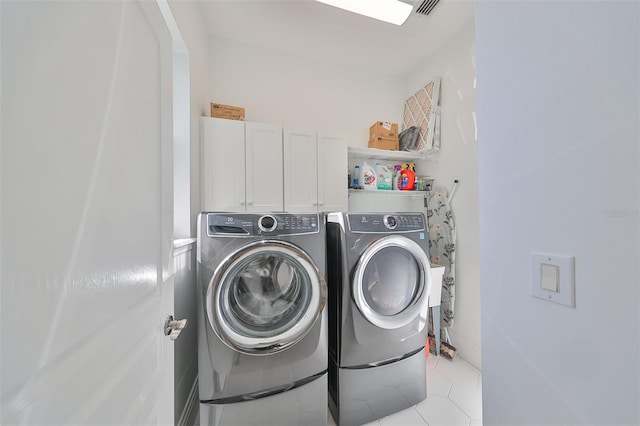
[[197, 212, 327, 426], [326, 212, 433, 426]]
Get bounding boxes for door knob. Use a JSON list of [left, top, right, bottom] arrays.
[[164, 315, 187, 341]]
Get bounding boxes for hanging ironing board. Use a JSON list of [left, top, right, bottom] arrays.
[[427, 187, 456, 354]]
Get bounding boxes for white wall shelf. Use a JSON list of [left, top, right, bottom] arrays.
[[348, 146, 424, 161], [348, 189, 427, 197]]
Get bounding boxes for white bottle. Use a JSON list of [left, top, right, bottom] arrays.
[[360, 162, 377, 191], [392, 165, 401, 190]]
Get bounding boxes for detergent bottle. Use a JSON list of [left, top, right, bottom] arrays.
[[376, 163, 392, 190], [360, 162, 377, 191], [399, 163, 416, 190]]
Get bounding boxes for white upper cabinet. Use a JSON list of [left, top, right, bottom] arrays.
[[284, 129, 348, 213], [284, 129, 318, 212], [318, 132, 348, 212], [245, 122, 284, 212], [201, 117, 283, 212], [202, 118, 347, 213], [201, 117, 246, 211]]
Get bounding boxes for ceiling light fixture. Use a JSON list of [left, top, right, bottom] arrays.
[[315, 0, 413, 26]]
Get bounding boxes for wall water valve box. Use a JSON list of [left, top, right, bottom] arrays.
[[210, 103, 245, 121], [370, 121, 399, 139], [368, 136, 399, 151]]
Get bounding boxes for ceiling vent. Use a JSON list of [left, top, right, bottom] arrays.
[[414, 0, 441, 16]]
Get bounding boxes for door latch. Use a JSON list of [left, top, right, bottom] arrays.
[[164, 315, 187, 341]]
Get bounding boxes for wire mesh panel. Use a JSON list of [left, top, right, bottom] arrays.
[[402, 78, 441, 156]]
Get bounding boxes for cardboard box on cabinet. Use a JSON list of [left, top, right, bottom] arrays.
[[368, 136, 399, 151], [210, 103, 245, 121], [369, 121, 399, 139]]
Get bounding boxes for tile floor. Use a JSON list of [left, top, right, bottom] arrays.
[[329, 354, 483, 426]]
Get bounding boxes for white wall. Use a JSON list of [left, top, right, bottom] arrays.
[[165, 2, 210, 423], [208, 36, 405, 147], [476, 1, 639, 424], [169, 0, 211, 235], [208, 28, 484, 369], [173, 242, 198, 426], [406, 19, 480, 369]]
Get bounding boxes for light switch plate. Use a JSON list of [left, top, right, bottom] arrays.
[[531, 253, 575, 308]]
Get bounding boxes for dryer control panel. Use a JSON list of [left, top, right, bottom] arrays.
[[207, 213, 319, 236], [347, 213, 425, 233]]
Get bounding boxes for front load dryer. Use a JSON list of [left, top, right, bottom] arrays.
[[326, 212, 433, 426], [196, 212, 328, 426]]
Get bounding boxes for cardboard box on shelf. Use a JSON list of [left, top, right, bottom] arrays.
[[369, 121, 399, 139], [368, 136, 399, 151], [210, 103, 245, 120]]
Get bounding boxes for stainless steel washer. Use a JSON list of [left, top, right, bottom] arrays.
[[326, 212, 433, 426], [197, 213, 327, 426]]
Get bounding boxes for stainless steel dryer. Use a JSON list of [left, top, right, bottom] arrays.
[[326, 212, 433, 426], [197, 213, 327, 426]]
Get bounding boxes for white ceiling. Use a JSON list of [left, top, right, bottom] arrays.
[[200, 0, 475, 77]]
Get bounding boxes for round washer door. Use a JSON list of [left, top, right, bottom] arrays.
[[352, 235, 432, 329], [206, 240, 326, 355]]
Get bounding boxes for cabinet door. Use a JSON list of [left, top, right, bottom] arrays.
[[245, 122, 283, 212], [201, 117, 246, 211], [284, 129, 318, 212], [318, 132, 348, 212]]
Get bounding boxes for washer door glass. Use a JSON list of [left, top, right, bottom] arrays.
[[207, 240, 326, 354], [353, 235, 431, 329]]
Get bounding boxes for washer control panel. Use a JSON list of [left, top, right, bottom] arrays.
[[347, 213, 425, 233], [207, 213, 319, 236]]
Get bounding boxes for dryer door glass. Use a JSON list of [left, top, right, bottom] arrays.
[[361, 246, 419, 316], [207, 240, 326, 354], [353, 235, 431, 329]]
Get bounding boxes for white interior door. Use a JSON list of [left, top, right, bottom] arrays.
[[1, 1, 175, 424]]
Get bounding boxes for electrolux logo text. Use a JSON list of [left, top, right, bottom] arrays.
[[603, 209, 639, 218]]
